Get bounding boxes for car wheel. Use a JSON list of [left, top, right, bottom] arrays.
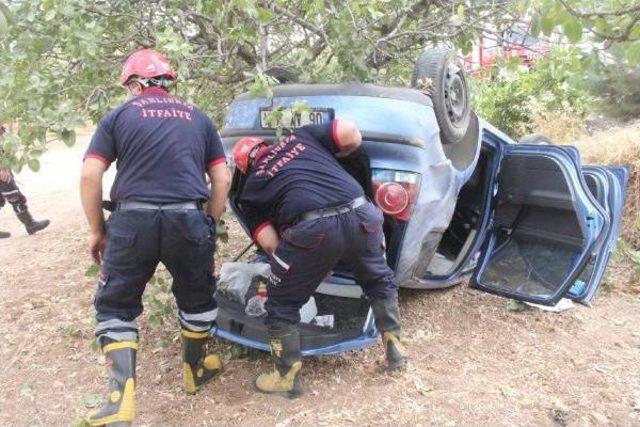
[[519, 133, 552, 145], [412, 48, 471, 145]]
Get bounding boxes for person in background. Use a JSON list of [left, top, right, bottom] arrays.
[[0, 125, 50, 238]]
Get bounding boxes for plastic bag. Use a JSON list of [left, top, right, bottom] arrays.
[[313, 315, 335, 328], [217, 262, 319, 322], [245, 280, 268, 317], [216, 262, 270, 304], [245, 294, 267, 317], [299, 296, 318, 323]]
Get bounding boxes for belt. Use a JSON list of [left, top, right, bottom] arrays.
[[116, 201, 202, 211], [298, 196, 368, 222]]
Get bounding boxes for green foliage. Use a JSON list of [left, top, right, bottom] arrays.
[[84, 263, 99, 277], [216, 217, 229, 243], [0, 7, 7, 38], [0, 2, 14, 26], [0, 2, 13, 38], [470, 49, 592, 139], [261, 101, 311, 138], [0, 0, 638, 164], [89, 336, 100, 353], [529, 0, 640, 64], [0, 0, 533, 166], [144, 268, 175, 329], [584, 57, 640, 119], [81, 393, 102, 409], [507, 299, 529, 312], [470, 74, 531, 139]]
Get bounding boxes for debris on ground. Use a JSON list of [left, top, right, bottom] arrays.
[[525, 298, 575, 313]]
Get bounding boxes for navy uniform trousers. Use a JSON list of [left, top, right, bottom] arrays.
[[95, 207, 217, 343], [0, 173, 29, 214], [266, 201, 397, 324]]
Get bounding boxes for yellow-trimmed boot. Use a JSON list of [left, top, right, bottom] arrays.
[[86, 341, 137, 427], [181, 329, 222, 394], [255, 322, 302, 398], [371, 295, 408, 371], [382, 331, 407, 370]]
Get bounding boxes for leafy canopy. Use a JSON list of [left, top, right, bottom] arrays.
[[0, 0, 639, 170]]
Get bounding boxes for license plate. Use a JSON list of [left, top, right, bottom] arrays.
[[260, 107, 332, 129]]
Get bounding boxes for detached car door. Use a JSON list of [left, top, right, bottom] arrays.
[[470, 144, 626, 306]]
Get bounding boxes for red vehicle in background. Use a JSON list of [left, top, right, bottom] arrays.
[[464, 28, 550, 76]]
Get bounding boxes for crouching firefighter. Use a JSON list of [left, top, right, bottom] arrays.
[[79, 49, 231, 426], [233, 120, 407, 398], [0, 125, 49, 238]]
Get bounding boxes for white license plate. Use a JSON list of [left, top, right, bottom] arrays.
[[260, 108, 331, 129]]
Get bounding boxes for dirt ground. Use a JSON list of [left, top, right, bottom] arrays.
[[1, 127, 639, 426]]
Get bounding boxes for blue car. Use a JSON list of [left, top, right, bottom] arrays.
[[214, 49, 628, 356]]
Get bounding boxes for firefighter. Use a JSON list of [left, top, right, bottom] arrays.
[[233, 120, 407, 398], [0, 125, 50, 238], [79, 49, 231, 426]]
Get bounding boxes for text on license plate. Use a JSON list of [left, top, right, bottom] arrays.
[[260, 108, 331, 129]]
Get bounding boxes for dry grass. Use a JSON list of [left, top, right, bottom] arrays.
[[533, 112, 586, 144]]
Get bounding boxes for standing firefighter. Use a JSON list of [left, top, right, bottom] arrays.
[[0, 125, 50, 238], [233, 120, 407, 398], [80, 49, 231, 426]]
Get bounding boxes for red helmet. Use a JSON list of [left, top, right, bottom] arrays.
[[121, 48, 177, 85], [232, 137, 267, 174]]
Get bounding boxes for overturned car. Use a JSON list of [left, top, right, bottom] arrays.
[[213, 49, 628, 355]]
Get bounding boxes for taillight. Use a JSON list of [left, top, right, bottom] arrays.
[[372, 169, 421, 222]]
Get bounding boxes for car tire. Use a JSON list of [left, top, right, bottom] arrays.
[[519, 133, 552, 145], [412, 48, 471, 145]]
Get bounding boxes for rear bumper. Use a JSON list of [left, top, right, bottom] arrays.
[[212, 326, 378, 356], [212, 290, 379, 356]]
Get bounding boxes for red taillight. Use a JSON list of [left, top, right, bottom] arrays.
[[372, 170, 420, 222], [375, 182, 409, 215]]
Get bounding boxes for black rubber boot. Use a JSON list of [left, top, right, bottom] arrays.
[[255, 322, 303, 398], [0, 230, 10, 238], [371, 294, 408, 371], [16, 210, 49, 235], [181, 329, 222, 395], [86, 341, 137, 427]]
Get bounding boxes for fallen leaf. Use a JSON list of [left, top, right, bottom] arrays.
[[82, 393, 102, 409], [507, 300, 528, 312], [413, 378, 435, 396], [20, 383, 34, 399], [500, 386, 519, 398]]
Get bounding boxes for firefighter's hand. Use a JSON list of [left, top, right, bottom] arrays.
[[88, 231, 106, 265], [0, 168, 11, 183]]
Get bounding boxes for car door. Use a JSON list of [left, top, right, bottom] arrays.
[[565, 166, 628, 304], [469, 144, 623, 306]]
